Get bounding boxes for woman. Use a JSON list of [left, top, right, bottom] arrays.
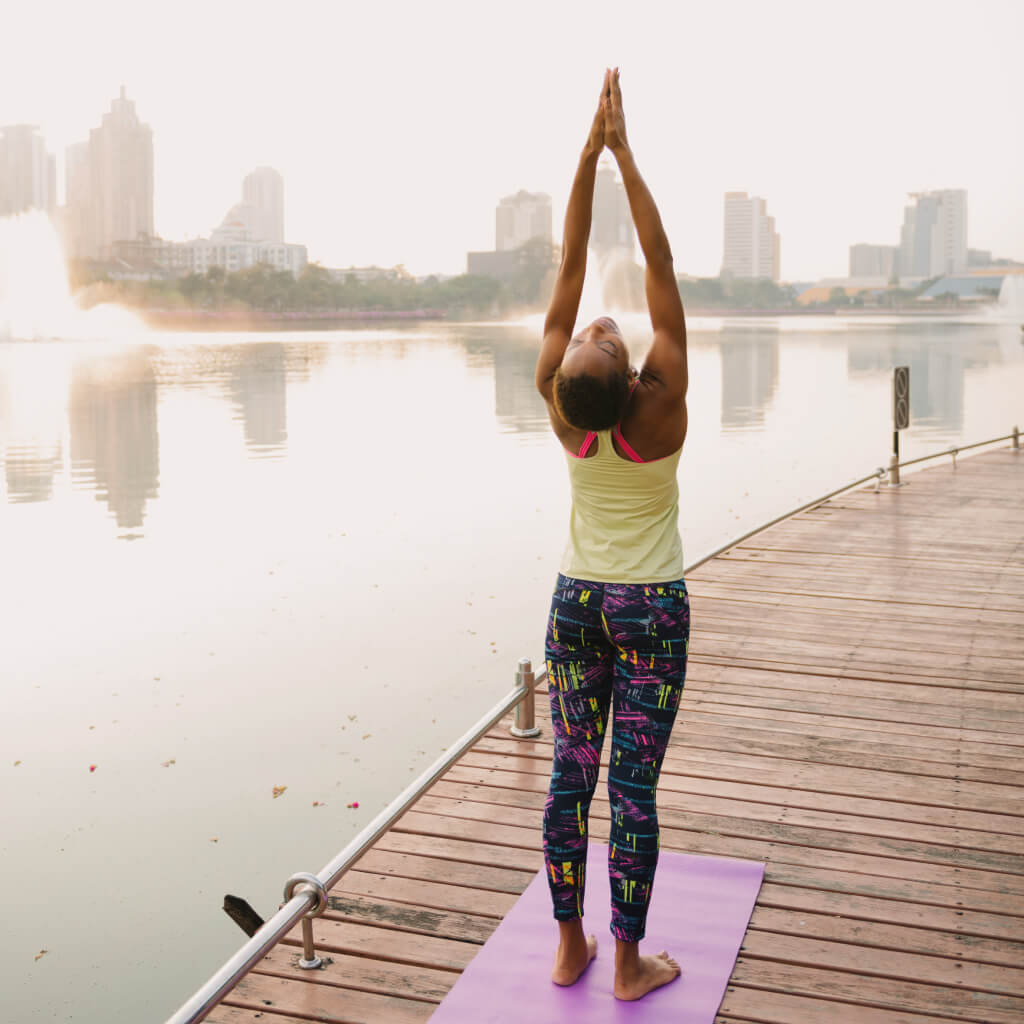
[[535, 68, 689, 1002]]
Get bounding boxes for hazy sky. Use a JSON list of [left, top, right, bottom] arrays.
[[3, 0, 1021, 280]]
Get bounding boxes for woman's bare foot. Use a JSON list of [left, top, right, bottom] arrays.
[[613, 947, 681, 1000], [551, 920, 598, 986]]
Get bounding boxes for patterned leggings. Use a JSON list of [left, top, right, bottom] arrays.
[[543, 573, 690, 943]]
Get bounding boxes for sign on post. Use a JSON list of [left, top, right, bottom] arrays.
[[893, 366, 909, 430], [889, 366, 910, 485]]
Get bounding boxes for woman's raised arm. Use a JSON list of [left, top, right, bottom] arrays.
[[535, 71, 610, 401], [605, 69, 688, 402]]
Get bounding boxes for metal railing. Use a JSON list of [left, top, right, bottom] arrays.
[[166, 427, 1019, 1024]]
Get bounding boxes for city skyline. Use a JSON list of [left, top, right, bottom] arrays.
[[0, 106, 1009, 289], [1, 0, 1021, 280]]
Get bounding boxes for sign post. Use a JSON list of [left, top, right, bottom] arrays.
[[889, 365, 909, 485]]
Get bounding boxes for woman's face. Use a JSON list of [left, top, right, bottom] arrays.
[[562, 316, 630, 378]]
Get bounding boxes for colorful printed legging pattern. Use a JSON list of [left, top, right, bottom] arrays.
[[543, 573, 690, 942]]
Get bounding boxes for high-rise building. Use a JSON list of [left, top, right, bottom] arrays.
[[496, 190, 551, 252], [849, 243, 898, 279], [63, 142, 92, 259], [722, 192, 780, 281], [898, 190, 967, 278], [72, 87, 153, 260], [0, 125, 56, 216], [242, 167, 284, 243], [592, 162, 634, 256]]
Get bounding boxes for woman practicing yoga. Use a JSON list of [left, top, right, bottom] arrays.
[[535, 68, 690, 1001]]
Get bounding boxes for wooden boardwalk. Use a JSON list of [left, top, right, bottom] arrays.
[[207, 446, 1024, 1024]]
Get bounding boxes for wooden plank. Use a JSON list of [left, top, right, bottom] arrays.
[[443, 763, 1024, 844], [429, 777, 1024, 859], [473, 729, 1024, 790], [739, 928, 1024, 995], [281, 918, 479, 971], [747, 905, 1024, 970], [755, 882, 1024, 944], [407, 794, 1024, 887], [727, 958, 1024, 1024], [673, 693, 1024, 749], [338, 870, 516, 918], [519, 681, 1024, 750], [322, 892, 496, 944], [351, 848, 534, 894], [716, 985, 941, 1024], [669, 709, 1024, 769], [207, 1009, 321, 1024], [253, 945, 455, 1003], [458, 748, 1024, 819], [394, 806, 1024, 897], [224, 972, 434, 1023]]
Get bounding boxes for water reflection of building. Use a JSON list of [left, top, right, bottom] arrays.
[[224, 343, 289, 454], [491, 339, 549, 434], [4, 444, 63, 503], [69, 356, 159, 528], [847, 339, 968, 433], [719, 330, 780, 429]]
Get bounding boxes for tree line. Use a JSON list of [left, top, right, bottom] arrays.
[[70, 243, 938, 319]]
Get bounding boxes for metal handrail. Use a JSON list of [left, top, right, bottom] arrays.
[[166, 426, 1019, 1024], [165, 660, 545, 1024]]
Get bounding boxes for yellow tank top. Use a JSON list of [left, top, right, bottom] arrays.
[[560, 431, 684, 584]]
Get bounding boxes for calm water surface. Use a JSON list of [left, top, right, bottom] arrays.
[[2, 315, 1022, 1021]]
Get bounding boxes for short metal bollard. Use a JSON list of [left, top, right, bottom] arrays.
[[283, 872, 328, 969], [888, 453, 900, 486], [510, 657, 542, 739]]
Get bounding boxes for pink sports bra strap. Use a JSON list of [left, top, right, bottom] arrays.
[[577, 431, 598, 457], [613, 427, 645, 463]]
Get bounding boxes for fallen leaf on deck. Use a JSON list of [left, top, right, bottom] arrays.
[[361, 733, 371, 740], [34, 950, 47, 961], [346, 801, 360, 809], [14, 760, 21, 766], [272, 785, 287, 798], [161, 759, 176, 767], [347, 715, 357, 721], [210, 838, 218, 843], [89, 765, 97, 772]]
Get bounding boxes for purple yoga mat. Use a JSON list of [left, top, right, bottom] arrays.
[[429, 844, 764, 1023]]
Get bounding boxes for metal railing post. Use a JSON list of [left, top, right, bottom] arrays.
[[282, 873, 327, 970], [510, 657, 541, 738], [888, 453, 900, 486], [1013, 425, 1020, 451]]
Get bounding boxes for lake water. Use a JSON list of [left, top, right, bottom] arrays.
[[2, 313, 1022, 1022]]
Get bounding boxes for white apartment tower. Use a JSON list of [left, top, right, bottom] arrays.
[[242, 167, 284, 243], [0, 125, 56, 216], [899, 190, 967, 278], [722, 192, 780, 281], [496, 190, 552, 252]]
